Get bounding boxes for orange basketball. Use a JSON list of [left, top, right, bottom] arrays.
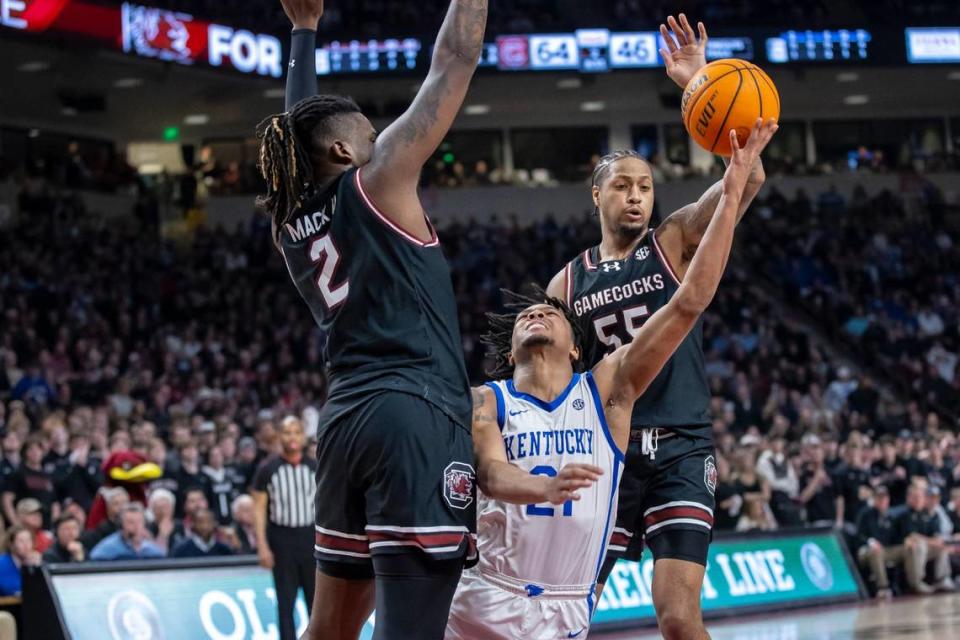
[[680, 59, 780, 157]]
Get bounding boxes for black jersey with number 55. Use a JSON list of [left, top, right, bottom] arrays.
[[277, 167, 471, 434], [565, 230, 709, 431]]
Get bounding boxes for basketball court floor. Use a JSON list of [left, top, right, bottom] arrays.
[[600, 593, 960, 639]]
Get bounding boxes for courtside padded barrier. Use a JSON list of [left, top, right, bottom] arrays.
[[23, 528, 860, 638]]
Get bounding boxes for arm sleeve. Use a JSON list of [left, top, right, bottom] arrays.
[[286, 29, 319, 109]]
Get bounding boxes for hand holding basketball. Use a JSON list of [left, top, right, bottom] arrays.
[[660, 14, 708, 89], [681, 59, 780, 157], [545, 463, 603, 505], [723, 118, 778, 196]]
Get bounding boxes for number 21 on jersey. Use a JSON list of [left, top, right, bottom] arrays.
[[526, 465, 573, 517]]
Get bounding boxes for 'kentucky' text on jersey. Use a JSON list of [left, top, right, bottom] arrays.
[[446, 372, 623, 639], [566, 230, 710, 432], [277, 167, 471, 432]]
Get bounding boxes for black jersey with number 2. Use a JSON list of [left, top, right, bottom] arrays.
[[566, 229, 709, 430], [277, 167, 471, 433]]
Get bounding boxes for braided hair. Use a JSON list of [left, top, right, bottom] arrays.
[[481, 285, 586, 379], [590, 150, 650, 216], [256, 95, 362, 230]]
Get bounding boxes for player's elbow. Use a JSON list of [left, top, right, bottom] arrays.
[[673, 284, 714, 317], [433, 42, 482, 70]]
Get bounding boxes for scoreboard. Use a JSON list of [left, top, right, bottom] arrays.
[[0, 2, 951, 78], [765, 30, 871, 63]]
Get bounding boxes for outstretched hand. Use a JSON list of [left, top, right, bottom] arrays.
[[660, 14, 708, 89], [723, 118, 778, 196], [545, 464, 603, 505], [280, 0, 324, 30]]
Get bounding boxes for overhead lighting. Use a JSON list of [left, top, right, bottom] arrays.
[[18, 61, 50, 73], [557, 78, 582, 90], [113, 77, 143, 89], [61, 106, 78, 116], [580, 101, 606, 112], [464, 104, 490, 115], [28, 129, 40, 138], [184, 114, 210, 125], [842, 94, 869, 106], [836, 72, 859, 83], [263, 87, 285, 99], [949, 71, 960, 81]]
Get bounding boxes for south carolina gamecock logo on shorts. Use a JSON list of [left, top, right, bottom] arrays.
[[704, 455, 717, 495], [443, 462, 475, 510]]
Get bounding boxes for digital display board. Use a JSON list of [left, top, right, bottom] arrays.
[[906, 27, 960, 63], [315, 38, 420, 75], [593, 530, 862, 629], [5, 3, 900, 78], [766, 29, 871, 63]]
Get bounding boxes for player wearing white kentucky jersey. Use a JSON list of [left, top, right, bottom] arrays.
[[446, 120, 777, 640]]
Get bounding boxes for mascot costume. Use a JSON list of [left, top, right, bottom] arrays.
[[85, 451, 162, 530]]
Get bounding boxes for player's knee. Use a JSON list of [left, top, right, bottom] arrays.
[[657, 603, 705, 640]]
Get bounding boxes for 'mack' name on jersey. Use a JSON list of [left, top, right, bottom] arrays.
[[277, 168, 471, 432], [566, 230, 710, 429]]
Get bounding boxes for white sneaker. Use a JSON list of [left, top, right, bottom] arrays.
[[934, 577, 955, 592]]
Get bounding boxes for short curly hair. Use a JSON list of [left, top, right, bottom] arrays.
[[481, 285, 585, 379]]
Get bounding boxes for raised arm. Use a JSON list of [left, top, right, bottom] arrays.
[[360, 0, 487, 235], [280, 0, 323, 108], [472, 387, 601, 505], [655, 14, 766, 279], [593, 120, 778, 420]]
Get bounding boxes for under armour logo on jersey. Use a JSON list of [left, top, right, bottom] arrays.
[[572, 399, 585, 410], [601, 262, 622, 272], [635, 247, 650, 261]]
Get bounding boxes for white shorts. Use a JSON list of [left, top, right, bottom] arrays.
[[445, 568, 592, 640]]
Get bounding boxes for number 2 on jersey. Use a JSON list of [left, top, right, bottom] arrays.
[[592, 305, 649, 353], [526, 465, 573, 517], [309, 234, 349, 309]]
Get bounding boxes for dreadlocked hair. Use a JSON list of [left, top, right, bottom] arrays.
[[256, 95, 362, 229], [481, 284, 586, 380]]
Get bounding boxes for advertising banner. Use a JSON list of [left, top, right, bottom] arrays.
[[594, 530, 862, 628], [49, 562, 377, 640]]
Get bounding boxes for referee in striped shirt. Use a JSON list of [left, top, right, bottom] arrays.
[[253, 416, 318, 640]]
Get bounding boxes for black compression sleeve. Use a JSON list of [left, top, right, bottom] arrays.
[[286, 29, 319, 110]]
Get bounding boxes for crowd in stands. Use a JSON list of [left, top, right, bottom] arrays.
[[1, 171, 959, 600], [742, 181, 960, 418]]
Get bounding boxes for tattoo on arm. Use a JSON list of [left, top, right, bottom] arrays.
[[398, 76, 448, 146], [439, 0, 488, 61], [472, 388, 498, 425]]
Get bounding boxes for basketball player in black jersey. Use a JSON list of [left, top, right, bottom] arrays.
[[547, 15, 774, 640], [257, 0, 487, 638]]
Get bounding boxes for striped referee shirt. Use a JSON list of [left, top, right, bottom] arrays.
[[252, 455, 318, 528]]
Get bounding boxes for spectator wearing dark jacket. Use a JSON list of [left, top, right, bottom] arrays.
[[171, 509, 232, 558], [855, 486, 897, 597], [42, 515, 85, 563]]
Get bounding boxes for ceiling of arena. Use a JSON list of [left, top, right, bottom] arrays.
[[2, 35, 959, 143]]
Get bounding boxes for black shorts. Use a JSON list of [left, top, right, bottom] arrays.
[[606, 429, 715, 567], [313, 391, 477, 575]]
